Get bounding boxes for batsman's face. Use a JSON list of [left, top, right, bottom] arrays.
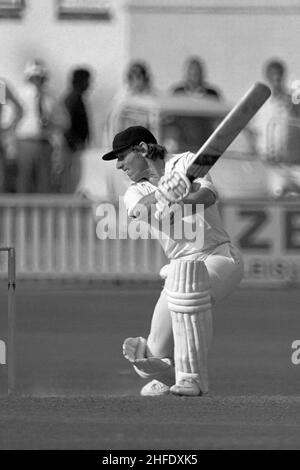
[[116, 148, 148, 182]]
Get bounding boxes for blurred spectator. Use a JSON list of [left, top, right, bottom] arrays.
[[254, 58, 300, 198], [16, 59, 69, 193], [125, 60, 155, 96], [170, 56, 221, 99], [61, 67, 91, 193], [103, 60, 156, 146], [0, 80, 23, 192], [64, 68, 91, 150]]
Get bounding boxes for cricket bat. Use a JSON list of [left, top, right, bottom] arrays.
[[185, 81, 271, 181], [155, 82, 271, 219]]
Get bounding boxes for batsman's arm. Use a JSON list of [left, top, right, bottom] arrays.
[[181, 182, 216, 208], [4, 84, 23, 131], [128, 192, 156, 221], [129, 192, 177, 224], [127, 184, 215, 223]]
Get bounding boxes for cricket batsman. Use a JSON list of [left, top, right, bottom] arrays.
[[102, 125, 244, 397]]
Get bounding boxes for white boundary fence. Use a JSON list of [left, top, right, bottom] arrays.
[[1, 195, 300, 286], [0, 196, 167, 280]]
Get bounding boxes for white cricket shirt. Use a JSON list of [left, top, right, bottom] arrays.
[[124, 152, 231, 259]]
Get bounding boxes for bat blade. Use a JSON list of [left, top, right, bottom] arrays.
[[186, 82, 271, 181]]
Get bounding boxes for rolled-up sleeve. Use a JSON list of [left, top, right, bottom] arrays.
[[194, 173, 219, 200]]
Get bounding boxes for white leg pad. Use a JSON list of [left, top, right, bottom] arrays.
[[123, 336, 175, 386], [165, 259, 213, 393], [171, 311, 212, 392]]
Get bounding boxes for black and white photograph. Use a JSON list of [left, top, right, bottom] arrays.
[[1, 0, 300, 453]]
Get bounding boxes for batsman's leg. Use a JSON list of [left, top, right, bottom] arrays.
[[205, 243, 244, 304], [123, 287, 175, 395], [146, 287, 173, 359], [165, 259, 213, 396]]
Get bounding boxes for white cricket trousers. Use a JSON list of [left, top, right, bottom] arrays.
[[147, 242, 244, 358]]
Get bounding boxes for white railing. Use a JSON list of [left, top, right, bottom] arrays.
[[0, 196, 167, 280], [2, 194, 300, 287]]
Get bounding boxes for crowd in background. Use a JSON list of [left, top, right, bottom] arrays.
[[0, 60, 91, 194], [1, 55, 300, 198]]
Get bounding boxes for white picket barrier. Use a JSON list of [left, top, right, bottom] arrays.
[[0, 196, 167, 280]]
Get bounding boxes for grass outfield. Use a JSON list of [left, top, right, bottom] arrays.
[[0, 283, 300, 449], [1, 395, 300, 450]]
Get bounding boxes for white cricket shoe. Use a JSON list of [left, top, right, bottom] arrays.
[[140, 379, 170, 397], [170, 378, 202, 396]]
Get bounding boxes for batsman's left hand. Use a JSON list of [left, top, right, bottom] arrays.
[[155, 170, 191, 220], [157, 170, 191, 202]]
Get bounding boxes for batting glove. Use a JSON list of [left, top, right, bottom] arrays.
[[155, 170, 191, 220]]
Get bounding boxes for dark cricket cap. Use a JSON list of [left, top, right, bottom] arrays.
[[102, 125, 157, 161]]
